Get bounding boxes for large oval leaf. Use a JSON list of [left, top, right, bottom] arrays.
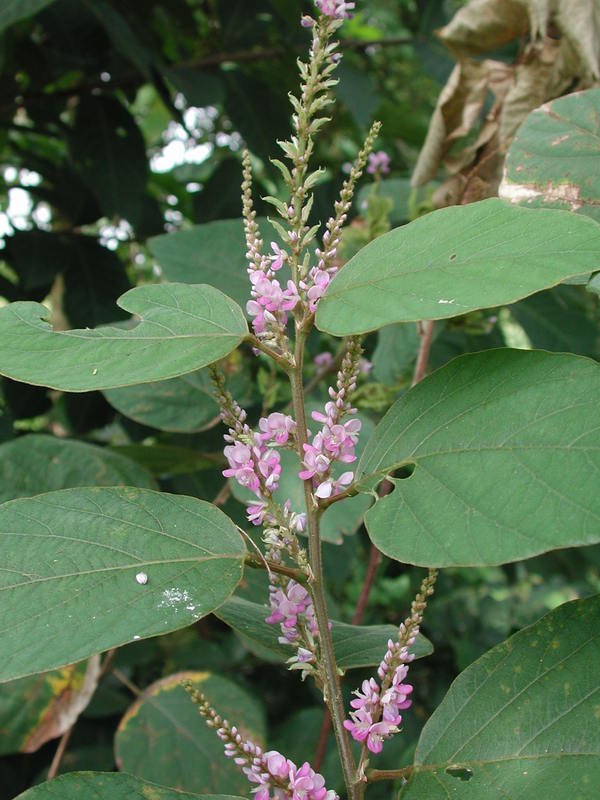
[[0, 487, 245, 682], [315, 199, 600, 335], [358, 349, 600, 567], [14, 771, 245, 799], [500, 88, 600, 222], [149, 218, 273, 310], [103, 361, 251, 433], [215, 596, 433, 669], [0, 283, 248, 391], [104, 372, 222, 432], [398, 594, 600, 799], [0, 434, 156, 503], [115, 671, 265, 795]]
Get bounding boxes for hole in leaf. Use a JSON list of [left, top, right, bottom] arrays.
[[381, 464, 416, 495], [449, 253, 457, 261], [393, 463, 415, 480], [445, 765, 473, 782]]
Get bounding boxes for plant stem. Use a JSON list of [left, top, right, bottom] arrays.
[[289, 327, 360, 800], [315, 326, 435, 778], [367, 766, 413, 782], [244, 553, 308, 583], [314, 483, 391, 773], [47, 724, 74, 780], [412, 320, 435, 387]]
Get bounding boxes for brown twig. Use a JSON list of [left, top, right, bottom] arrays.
[[411, 320, 435, 387], [47, 649, 117, 780], [112, 668, 143, 697], [47, 725, 75, 780], [212, 481, 231, 507]]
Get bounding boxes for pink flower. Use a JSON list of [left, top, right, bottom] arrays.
[[366, 720, 398, 754], [269, 242, 286, 271], [257, 447, 282, 490], [314, 352, 333, 371], [247, 502, 267, 526], [367, 150, 391, 176], [307, 269, 331, 312], [223, 443, 260, 494], [259, 412, 297, 445], [298, 442, 330, 480], [315, 0, 355, 19], [314, 470, 353, 499], [288, 761, 329, 800], [264, 751, 290, 780]]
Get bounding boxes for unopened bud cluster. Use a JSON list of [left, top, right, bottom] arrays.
[[344, 569, 438, 755], [184, 682, 338, 800]]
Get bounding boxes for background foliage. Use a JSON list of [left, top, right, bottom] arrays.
[[0, 0, 599, 797]]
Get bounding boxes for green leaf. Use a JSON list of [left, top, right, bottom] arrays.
[[68, 95, 148, 227], [588, 272, 600, 296], [336, 63, 380, 127], [0, 0, 55, 33], [398, 594, 600, 800], [356, 178, 413, 226], [511, 285, 600, 358], [0, 487, 245, 682], [0, 434, 156, 504], [115, 671, 265, 795], [149, 218, 274, 311], [500, 88, 600, 222], [358, 349, 600, 567], [0, 283, 248, 391], [14, 771, 245, 799], [103, 363, 251, 433], [104, 373, 221, 433], [215, 596, 433, 669], [0, 657, 99, 754], [315, 199, 600, 335], [372, 323, 421, 385], [110, 444, 224, 478], [61, 238, 132, 328]]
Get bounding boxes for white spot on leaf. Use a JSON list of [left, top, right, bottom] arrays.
[[135, 572, 148, 585], [158, 587, 196, 614]]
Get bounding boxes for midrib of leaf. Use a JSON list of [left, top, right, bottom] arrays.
[[408, 750, 599, 776], [0, 555, 240, 592], [326, 208, 592, 297]]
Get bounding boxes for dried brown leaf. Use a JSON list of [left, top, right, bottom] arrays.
[[412, 60, 489, 187], [556, 0, 600, 78], [437, 0, 529, 55], [22, 655, 100, 752]]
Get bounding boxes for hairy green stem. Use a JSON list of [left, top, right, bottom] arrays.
[[244, 553, 308, 584], [366, 766, 413, 782], [289, 327, 360, 800]]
